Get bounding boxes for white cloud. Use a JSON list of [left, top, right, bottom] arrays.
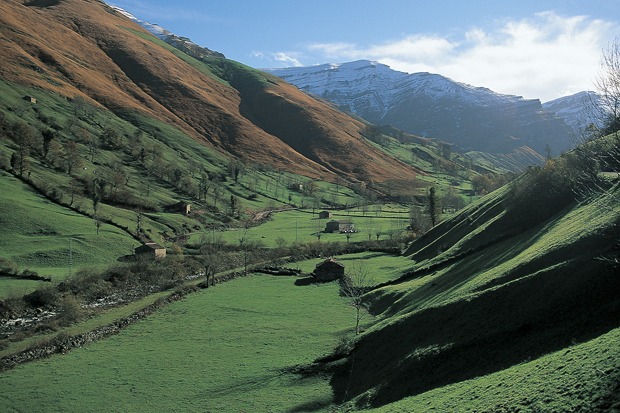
[[274, 52, 303, 67], [251, 51, 304, 67], [302, 12, 619, 102]]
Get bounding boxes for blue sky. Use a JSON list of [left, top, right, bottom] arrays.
[[107, 0, 620, 102]]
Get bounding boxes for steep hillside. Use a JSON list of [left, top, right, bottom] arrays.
[[265, 61, 573, 157], [110, 5, 226, 60], [326, 151, 620, 409], [0, 0, 419, 182]]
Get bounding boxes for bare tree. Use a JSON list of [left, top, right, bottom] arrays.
[[340, 261, 375, 335], [572, 37, 620, 207], [10, 121, 33, 177], [63, 140, 83, 174], [199, 244, 223, 287], [593, 37, 620, 137]]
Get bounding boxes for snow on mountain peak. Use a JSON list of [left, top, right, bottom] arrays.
[[107, 3, 224, 59], [109, 5, 171, 40]]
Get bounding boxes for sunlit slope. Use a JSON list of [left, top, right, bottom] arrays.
[[0, 170, 138, 276], [330, 179, 620, 409], [0, 0, 420, 182]]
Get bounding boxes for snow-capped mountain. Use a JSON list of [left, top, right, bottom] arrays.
[[542, 91, 600, 131], [110, 6, 225, 59], [265, 61, 573, 156]]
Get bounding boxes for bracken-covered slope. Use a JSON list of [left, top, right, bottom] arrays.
[[329, 162, 620, 410], [0, 0, 421, 182]]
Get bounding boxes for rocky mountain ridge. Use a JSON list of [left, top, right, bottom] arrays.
[[265, 61, 574, 157], [542, 91, 600, 131]]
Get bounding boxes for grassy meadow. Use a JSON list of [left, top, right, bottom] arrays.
[[0, 169, 138, 297], [190, 207, 413, 249], [0, 274, 355, 413]]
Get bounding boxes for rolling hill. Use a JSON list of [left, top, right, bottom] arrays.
[[324, 146, 620, 410]]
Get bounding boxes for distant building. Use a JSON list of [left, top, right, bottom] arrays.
[[313, 258, 345, 282], [134, 243, 166, 260], [318, 210, 332, 219], [23, 96, 36, 104], [176, 202, 190, 215], [166, 201, 191, 215], [325, 219, 355, 233]]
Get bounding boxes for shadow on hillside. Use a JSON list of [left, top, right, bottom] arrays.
[[287, 396, 334, 412], [24, 0, 61, 7], [329, 258, 620, 408], [294, 277, 316, 286], [372, 213, 587, 319]]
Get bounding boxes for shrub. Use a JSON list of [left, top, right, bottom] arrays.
[[57, 295, 84, 326], [24, 287, 58, 309]]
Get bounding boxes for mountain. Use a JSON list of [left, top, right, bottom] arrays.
[[110, 6, 226, 60], [542, 91, 600, 131], [0, 0, 420, 183], [265, 61, 574, 157]]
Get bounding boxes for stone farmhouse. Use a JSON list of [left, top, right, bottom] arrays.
[[313, 258, 345, 282], [318, 210, 333, 219], [134, 243, 166, 260], [325, 219, 355, 233]]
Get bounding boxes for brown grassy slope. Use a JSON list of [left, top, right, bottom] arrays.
[[0, 0, 421, 182]]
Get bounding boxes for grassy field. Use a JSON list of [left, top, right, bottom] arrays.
[[0, 170, 139, 297], [190, 207, 413, 249], [0, 274, 355, 412]]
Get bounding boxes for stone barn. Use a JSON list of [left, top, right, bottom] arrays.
[[23, 96, 36, 103], [325, 219, 354, 233], [318, 210, 332, 219], [312, 258, 345, 282], [175, 202, 190, 215], [135, 243, 166, 260]]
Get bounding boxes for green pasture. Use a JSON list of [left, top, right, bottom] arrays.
[[0, 171, 138, 293], [0, 274, 357, 412], [294, 251, 415, 285], [190, 208, 412, 248]]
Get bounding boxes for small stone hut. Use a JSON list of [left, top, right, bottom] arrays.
[[135, 243, 166, 260], [318, 210, 333, 219], [176, 202, 190, 215], [23, 96, 36, 103], [325, 219, 354, 233], [313, 258, 345, 282]]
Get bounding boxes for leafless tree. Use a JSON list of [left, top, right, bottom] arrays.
[[340, 260, 375, 335], [199, 245, 223, 287], [593, 38, 620, 137], [572, 37, 620, 208]]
